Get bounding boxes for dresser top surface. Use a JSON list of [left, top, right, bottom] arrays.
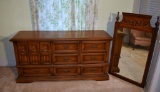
[[10, 30, 112, 41]]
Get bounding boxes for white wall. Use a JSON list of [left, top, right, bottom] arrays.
[[0, 0, 135, 66], [132, 0, 141, 13], [97, 0, 134, 36], [0, 0, 32, 66]]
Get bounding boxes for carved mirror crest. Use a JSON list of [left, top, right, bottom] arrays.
[[109, 12, 159, 87]]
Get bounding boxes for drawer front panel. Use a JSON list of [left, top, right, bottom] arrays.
[[41, 53, 51, 64], [53, 41, 79, 53], [55, 67, 78, 76], [82, 41, 107, 52], [81, 53, 106, 63], [29, 52, 40, 64], [17, 42, 28, 52], [40, 42, 51, 52], [54, 54, 79, 64], [18, 52, 29, 65], [81, 64, 107, 75], [28, 42, 39, 52], [22, 68, 51, 76]]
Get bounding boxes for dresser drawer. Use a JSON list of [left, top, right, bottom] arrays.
[[81, 64, 107, 75], [28, 42, 39, 52], [21, 68, 51, 76], [82, 41, 107, 52], [53, 54, 79, 64], [54, 67, 79, 76], [53, 41, 79, 53], [18, 52, 29, 65], [40, 52, 51, 64], [81, 53, 106, 63], [29, 52, 40, 64], [17, 42, 28, 52]]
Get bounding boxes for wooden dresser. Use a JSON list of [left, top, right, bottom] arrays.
[[10, 30, 112, 83]]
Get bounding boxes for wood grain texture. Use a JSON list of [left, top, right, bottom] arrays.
[[10, 30, 112, 41]]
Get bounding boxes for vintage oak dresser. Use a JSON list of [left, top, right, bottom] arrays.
[[10, 30, 112, 83]]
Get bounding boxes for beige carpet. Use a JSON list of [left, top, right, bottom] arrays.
[[0, 67, 143, 92]]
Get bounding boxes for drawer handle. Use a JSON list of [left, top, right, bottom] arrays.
[[91, 45, 97, 48], [91, 57, 96, 60], [64, 70, 70, 73], [63, 45, 69, 49], [64, 58, 70, 61]]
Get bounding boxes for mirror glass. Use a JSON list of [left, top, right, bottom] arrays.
[[112, 28, 152, 83]]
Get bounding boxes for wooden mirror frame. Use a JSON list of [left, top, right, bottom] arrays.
[[109, 12, 159, 87]]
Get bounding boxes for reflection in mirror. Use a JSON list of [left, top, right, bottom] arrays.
[[113, 28, 151, 83]]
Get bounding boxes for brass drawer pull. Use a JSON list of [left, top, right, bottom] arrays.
[[64, 58, 70, 61], [91, 45, 97, 48], [63, 45, 69, 49], [64, 70, 70, 73], [91, 57, 96, 60]]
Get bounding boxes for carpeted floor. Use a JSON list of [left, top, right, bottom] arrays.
[[0, 67, 143, 92]]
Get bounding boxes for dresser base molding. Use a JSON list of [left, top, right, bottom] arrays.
[[16, 74, 109, 83]]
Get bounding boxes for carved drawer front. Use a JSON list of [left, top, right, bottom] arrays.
[[53, 41, 79, 53], [28, 42, 39, 52], [81, 64, 107, 75], [40, 42, 50, 52], [54, 66, 79, 76], [41, 52, 51, 64], [18, 52, 29, 65], [22, 68, 51, 76], [81, 53, 106, 63], [82, 41, 108, 52], [29, 52, 40, 64], [17, 42, 28, 52], [53, 54, 79, 64]]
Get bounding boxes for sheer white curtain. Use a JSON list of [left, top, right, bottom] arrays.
[[30, 0, 98, 31]]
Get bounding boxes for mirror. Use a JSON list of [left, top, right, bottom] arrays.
[[117, 28, 150, 83], [109, 12, 159, 87]]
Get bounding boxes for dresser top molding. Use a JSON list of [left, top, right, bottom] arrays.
[[10, 30, 112, 41]]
